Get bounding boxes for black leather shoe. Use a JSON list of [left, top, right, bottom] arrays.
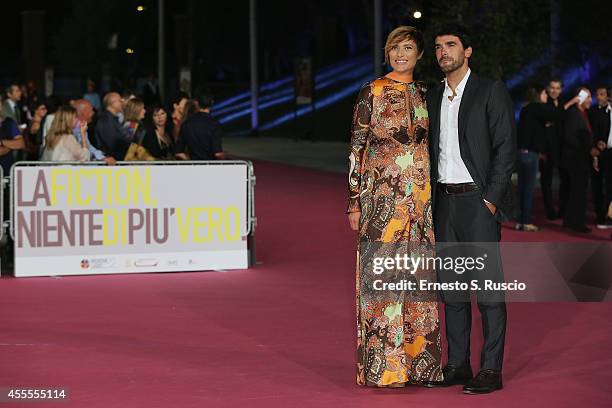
[[424, 364, 473, 387], [463, 369, 503, 394]]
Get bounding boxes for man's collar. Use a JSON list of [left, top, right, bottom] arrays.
[[444, 68, 471, 98]]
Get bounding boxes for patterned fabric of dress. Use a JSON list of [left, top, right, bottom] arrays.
[[348, 77, 443, 387]]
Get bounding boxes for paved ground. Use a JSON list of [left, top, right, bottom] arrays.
[[225, 136, 348, 173]]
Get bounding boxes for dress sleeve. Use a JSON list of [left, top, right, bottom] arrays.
[[65, 135, 91, 162], [347, 83, 373, 213]]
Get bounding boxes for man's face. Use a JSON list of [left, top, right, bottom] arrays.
[[8, 85, 22, 102], [596, 88, 608, 106], [434, 35, 472, 73], [108, 93, 123, 113], [81, 103, 95, 123], [547, 81, 562, 100]]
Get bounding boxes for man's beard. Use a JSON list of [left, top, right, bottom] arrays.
[[439, 57, 463, 73]]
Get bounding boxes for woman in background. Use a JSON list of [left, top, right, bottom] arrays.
[[26, 100, 47, 159], [171, 92, 189, 142], [143, 105, 175, 159], [123, 98, 147, 144], [41, 105, 90, 162], [516, 85, 557, 231]]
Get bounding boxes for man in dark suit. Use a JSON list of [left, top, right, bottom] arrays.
[[423, 25, 516, 394], [542, 79, 567, 219], [562, 87, 596, 232], [588, 86, 612, 228], [2, 84, 23, 124], [94, 92, 131, 161]]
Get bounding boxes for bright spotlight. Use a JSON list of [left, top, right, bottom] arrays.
[[413, 11, 422, 19]]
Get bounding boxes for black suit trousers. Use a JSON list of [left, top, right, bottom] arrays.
[[539, 159, 556, 216], [563, 164, 590, 229], [434, 185, 507, 371], [591, 150, 612, 222]]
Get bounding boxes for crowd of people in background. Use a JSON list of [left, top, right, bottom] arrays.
[[1, 77, 612, 238], [516, 80, 612, 237], [0, 80, 226, 177]]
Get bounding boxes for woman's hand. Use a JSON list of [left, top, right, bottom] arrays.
[[348, 212, 361, 231]]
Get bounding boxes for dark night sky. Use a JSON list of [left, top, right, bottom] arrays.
[[4, 0, 611, 93], [5, 2, 357, 82]]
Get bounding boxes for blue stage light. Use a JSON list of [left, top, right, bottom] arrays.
[[259, 74, 374, 130], [505, 52, 551, 90], [213, 55, 369, 112]]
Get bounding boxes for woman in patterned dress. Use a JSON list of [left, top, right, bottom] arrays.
[[347, 26, 443, 387]]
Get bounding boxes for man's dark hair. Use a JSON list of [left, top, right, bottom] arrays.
[[171, 91, 190, 107], [194, 90, 214, 110], [5, 82, 20, 96], [434, 24, 472, 49], [525, 84, 546, 104], [595, 84, 609, 93], [548, 78, 563, 86]]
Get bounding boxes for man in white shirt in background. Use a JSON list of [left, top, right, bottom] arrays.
[[589, 86, 612, 229]]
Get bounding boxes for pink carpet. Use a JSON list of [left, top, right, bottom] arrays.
[[1, 160, 611, 407]]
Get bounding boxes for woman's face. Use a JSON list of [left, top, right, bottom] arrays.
[[139, 106, 146, 120], [539, 90, 548, 103], [153, 109, 167, 127], [71, 115, 78, 128], [174, 98, 188, 115], [388, 39, 422, 75], [35, 105, 47, 118]]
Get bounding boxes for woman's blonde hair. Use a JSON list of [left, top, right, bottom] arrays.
[[384, 26, 424, 64], [46, 105, 77, 149], [124, 98, 145, 122]]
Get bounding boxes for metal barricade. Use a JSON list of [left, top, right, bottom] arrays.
[[8, 160, 257, 274]]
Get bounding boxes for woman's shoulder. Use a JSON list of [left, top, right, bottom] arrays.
[[368, 76, 428, 92], [57, 133, 78, 144]]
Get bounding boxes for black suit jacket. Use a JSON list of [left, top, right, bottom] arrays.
[[426, 72, 517, 221], [94, 110, 131, 160], [588, 104, 611, 145], [544, 98, 566, 164], [517, 102, 557, 153], [563, 106, 593, 171]]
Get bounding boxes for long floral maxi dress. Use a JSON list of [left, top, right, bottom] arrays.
[[348, 77, 443, 387]]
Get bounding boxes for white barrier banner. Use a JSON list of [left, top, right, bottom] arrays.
[[12, 163, 249, 277]]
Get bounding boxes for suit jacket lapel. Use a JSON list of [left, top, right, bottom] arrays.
[[458, 73, 478, 142]]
